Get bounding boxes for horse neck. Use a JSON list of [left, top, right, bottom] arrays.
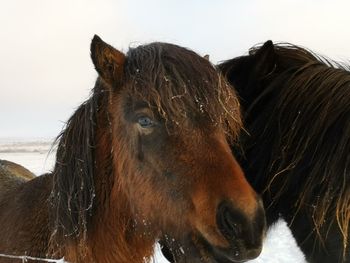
[[65, 109, 156, 263]]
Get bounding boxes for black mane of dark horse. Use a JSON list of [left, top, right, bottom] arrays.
[[218, 41, 350, 263]]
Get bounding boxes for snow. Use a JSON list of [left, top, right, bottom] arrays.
[[0, 139, 306, 263]]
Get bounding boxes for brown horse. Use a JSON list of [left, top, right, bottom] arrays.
[[0, 36, 265, 263], [0, 159, 35, 181], [218, 41, 350, 263], [0, 160, 35, 201]]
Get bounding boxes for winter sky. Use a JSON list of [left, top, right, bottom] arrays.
[[1, 0, 350, 138]]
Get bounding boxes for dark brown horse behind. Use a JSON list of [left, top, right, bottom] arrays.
[[0, 160, 35, 200], [0, 160, 35, 181], [219, 41, 350, 263], [0, 36, 265, 263]]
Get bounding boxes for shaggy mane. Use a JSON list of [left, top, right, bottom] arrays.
[[243, 43, 350, 253], [49, 86, 103, 253]]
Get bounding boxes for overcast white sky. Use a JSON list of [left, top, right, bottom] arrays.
[[1, 0, 350, 138]]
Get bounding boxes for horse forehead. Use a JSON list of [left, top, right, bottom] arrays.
[[125, 43, 216, 80]]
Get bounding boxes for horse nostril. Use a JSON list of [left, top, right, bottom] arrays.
[[214, 201, 265, 262], [217, 202, 242, 241]]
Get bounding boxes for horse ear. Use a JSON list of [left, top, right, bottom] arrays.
[[90, 35, 126, 85], [218, 40, 276, 85], [250, 40, 276, 76], [218, 40, 276, 108]]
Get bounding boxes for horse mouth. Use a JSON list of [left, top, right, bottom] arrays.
[[200, 235, 261, 263], [160, 233, 261, 263]]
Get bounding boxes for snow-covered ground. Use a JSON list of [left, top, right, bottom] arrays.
[[0, 139, 306, 263]]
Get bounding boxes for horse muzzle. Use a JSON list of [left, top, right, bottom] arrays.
[[161, 199, 265, 262]]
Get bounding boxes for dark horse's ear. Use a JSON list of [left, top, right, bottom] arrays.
[[249, 40, 276, 76], [219, 40, 276, 82], [218, 40, 276, 104], [90, 35, 126, 86]]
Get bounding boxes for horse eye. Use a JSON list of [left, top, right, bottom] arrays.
[[138, 116, 154, 128]]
